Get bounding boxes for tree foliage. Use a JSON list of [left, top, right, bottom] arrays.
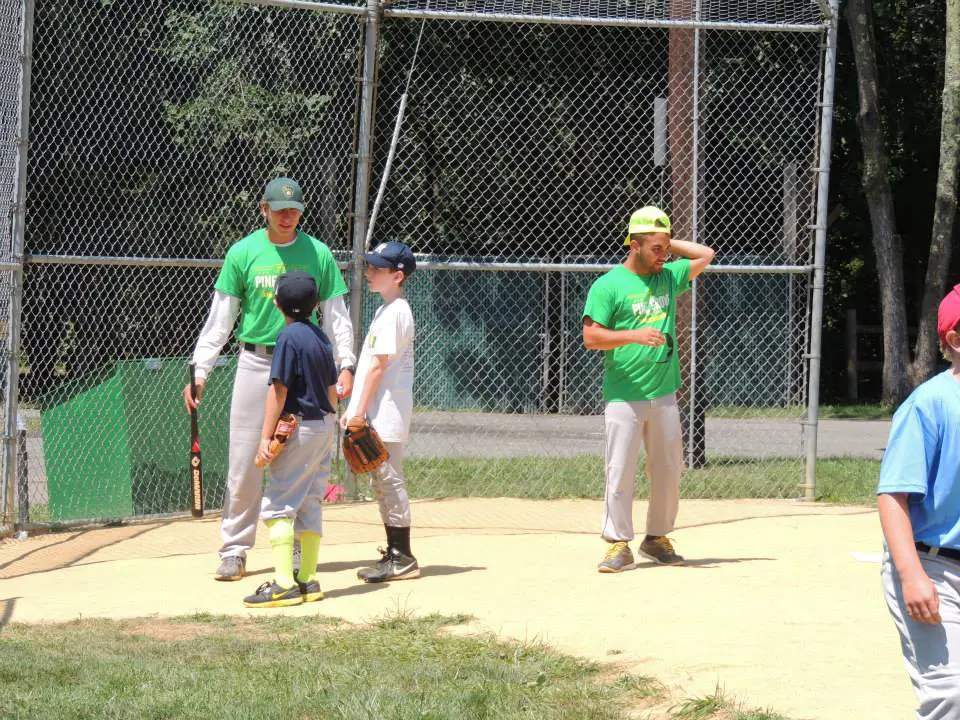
[[823, 0, 954, 404], [21, 0, 358, 400]]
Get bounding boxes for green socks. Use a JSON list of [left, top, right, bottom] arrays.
[[297, 532, 322, 583], [266, 518, 295, 588]]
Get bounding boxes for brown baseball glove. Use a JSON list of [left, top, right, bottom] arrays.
[[342, 417, 389, 474], [255, 412, 300, 468]]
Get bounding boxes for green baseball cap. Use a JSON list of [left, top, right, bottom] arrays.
[[263, 177, 305, 212], [624, 206, 672, 245]]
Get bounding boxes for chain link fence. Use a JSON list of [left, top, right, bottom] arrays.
[[369, 10, 828, 500], [0, 0, 26, 531], [3, 0, 835, 530]]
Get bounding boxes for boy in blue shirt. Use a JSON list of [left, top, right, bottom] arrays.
[[878, 283, 960, 718], [243, 271, 339, 608]]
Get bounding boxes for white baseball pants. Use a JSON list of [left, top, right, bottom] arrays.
[[370, 442, 411, 527], [600, 393, 684, 542], [260, 416, 336, 536], [219, 350, 271, 559]]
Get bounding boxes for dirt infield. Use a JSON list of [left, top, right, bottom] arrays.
[[1, 498, 912, 719]]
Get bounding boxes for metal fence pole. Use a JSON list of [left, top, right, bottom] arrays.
[[3, 0, 33, 530], [803, 0, 840, 501], [345, 0, 382, 500], [686, 0, 702, 468], [349, 0, 381, 353], [16, 421, 27, 526]]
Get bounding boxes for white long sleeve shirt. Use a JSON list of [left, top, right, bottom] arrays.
[[191, 290, 355, 382]]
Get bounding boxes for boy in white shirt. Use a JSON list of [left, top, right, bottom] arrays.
[[343, 241, 420, 582]]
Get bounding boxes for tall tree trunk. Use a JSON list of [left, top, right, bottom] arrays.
[[845, 0, 911, 406], [911, 0, 960, 386]]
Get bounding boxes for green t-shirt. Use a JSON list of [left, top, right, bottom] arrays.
[[214, 229, 348, 346], [582, 259, 691, 402]]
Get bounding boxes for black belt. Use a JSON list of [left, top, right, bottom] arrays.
[[242, 342, 273, 355], [916, 542, 960, 563]]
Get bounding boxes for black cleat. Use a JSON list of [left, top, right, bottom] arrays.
[[357, 546, 421, 583]]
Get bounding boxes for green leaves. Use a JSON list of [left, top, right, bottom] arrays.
[[160, 3, 336, 156]]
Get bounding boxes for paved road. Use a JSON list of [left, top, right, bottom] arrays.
[[407, 412, 891, 460]]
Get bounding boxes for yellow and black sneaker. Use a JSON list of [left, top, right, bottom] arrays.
[[293, 572, 324, 603], [243, 580, 303, 608]]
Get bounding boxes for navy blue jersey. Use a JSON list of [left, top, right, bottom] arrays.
[[269, 321, 337, 420]]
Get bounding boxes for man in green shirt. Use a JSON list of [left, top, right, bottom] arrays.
[[582, 206, 715, 573], [182, 177, 356, 581]]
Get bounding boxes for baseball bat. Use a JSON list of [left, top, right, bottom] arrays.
[[189, 362, 204, 518]]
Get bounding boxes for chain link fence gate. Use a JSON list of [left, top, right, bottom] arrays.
[[6, 0, 837, 530]]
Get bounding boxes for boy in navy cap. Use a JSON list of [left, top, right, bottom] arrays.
[[878, 283, 960, 716], [343, 241, 420, 582], [243, 270, 339, 607]]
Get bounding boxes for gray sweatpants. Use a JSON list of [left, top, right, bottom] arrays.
[[372, 442, 411, 527], [601, 394, 684, 542], [882, 550, 960, 719], [220, 350, 272, 559]]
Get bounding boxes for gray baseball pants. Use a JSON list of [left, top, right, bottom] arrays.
[[882, 551, 960, 719], [372, 441, 411, 527], [220, 350, 271, 559], [600, 393, 684, 542], [260, 417, 336, 535]]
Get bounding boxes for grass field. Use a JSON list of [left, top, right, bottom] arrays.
[[12, 429, 880, 718], [0, 613, 788, 720], [403, 456, 879, 505], [24, 456, 879, 526]]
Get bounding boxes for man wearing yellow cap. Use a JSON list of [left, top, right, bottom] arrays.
[[582, 206, 715, 572]]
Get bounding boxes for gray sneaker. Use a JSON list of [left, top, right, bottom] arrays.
[[215, 555, 246, 581], [639, 536, 685, 566], [597, 541, 634, 573], [293, 571, 324, 602]]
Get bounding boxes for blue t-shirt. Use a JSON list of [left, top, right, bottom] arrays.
[[269, 321, 338, 420], [877, 369, 960, 548]]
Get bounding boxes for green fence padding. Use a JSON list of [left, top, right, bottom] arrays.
[[42, 369, 133, 522], [41, 357, 236, 521], [121, 356, 235, 515]]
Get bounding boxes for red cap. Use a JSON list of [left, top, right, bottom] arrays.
[[938, 284, 960, 344]]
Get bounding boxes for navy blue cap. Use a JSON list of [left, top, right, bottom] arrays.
[[364, 241, 416, 277], [275, 271, 318, 320]]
